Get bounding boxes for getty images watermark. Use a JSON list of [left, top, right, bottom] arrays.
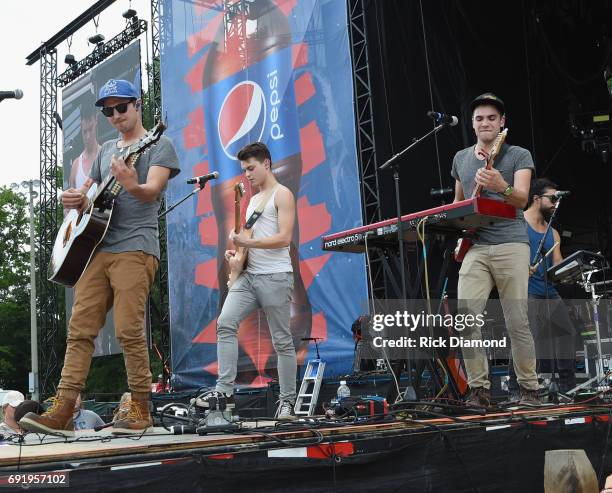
[[370, 309, 496, 349], [357, 300, 514, 361], [357, 299, 605, 361]]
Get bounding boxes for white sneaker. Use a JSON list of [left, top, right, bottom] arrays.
[[275, 400, 297, 420]]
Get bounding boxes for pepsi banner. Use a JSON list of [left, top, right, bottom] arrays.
[[161, 0, 366, 390]]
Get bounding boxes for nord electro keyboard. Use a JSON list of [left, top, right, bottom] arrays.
[[321, 197, 516, 253], [547, 250, 606, 285]]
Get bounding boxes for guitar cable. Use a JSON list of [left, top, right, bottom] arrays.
[[363, 231, 402, 402]]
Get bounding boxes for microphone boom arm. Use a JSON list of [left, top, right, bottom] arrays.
[[379, 122, 448, 171]]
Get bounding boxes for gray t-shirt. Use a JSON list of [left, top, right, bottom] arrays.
[[73, 409, 105, 430], [451, 143, 534, 245], [90, 135, 180, 258]]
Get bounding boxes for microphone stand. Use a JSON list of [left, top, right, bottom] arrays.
[[531, 196, 564, 402], [378, 120, 452, 402], [379, 121, 451, 298], [159, 180, 209, 220]]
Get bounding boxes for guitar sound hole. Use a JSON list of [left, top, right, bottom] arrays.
[[63, 223, 72, 248]]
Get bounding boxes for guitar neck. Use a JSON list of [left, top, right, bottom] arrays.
[[471, 142, 503, 198], [234, 199, 241, 233], [94, 152, 138, 205], [471, 158, 492, 198]]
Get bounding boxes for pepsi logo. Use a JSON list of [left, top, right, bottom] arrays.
[[217, 81, 266, 160]]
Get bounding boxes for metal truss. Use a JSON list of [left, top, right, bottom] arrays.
[[38, 47, 61, 398], [150, 0, 172, 385], [57, 19, 148, 87], [348, 0, 388, 299]]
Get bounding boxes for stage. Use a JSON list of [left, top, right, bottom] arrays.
[[1, 403, 611, 492]]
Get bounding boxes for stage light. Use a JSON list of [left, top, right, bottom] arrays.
[[64, 54, 76, 65], [122, 8, 137, 19], [88, 33, 105, 45], [570, 110, 611, 164]]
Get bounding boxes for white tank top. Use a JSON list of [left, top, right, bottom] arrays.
[[245, 188, 292, 274], [75, 154, 89, 189]]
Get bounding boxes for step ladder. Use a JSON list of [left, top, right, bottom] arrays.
[[294, 358, 325, 416]]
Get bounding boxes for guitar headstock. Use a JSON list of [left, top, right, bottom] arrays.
[[489, 128, 509, 162], [234, 182, 245, 203]]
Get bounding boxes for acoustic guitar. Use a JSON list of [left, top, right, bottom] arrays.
[[48, 122, 166, 286]]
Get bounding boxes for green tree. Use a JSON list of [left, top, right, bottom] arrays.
[[0, 187, 31, 391]]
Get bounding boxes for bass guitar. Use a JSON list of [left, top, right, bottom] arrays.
[[227, 182, 251, 288], [454, 128, 508, 261]]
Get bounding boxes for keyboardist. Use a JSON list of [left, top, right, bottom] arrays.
[[452, 92, 540, 407]]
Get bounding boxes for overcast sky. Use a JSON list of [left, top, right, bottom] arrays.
[[0, 0, 150, 189]]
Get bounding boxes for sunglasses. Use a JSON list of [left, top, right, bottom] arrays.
[[100, 101, 134, 117], [540, 194, 559, 203]]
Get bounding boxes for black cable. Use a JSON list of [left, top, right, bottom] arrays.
[[373, 0, 395, 156], [17, 434, 23, 472], [391, 399, 504, 415], [521, 0, 537, 160], [418, 0, 443, 190], [329, 433, 337, 490]]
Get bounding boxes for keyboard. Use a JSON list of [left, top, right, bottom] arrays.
[[321, 197, 517, 253]]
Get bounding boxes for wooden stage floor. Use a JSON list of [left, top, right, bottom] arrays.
[[1, 403, 611, 492]]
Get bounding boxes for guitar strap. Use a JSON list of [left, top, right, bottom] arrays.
[[244, 185, 278, 230]]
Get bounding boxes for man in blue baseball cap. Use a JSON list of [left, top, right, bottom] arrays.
[[20, 78, 180, 437], [94, 78, 140, 107]]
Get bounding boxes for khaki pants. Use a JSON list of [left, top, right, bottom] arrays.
[[458, 243, 538, 391], [58, 251, 158, 394]]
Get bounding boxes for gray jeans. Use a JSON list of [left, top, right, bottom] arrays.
[[215, 271, 296, 402]]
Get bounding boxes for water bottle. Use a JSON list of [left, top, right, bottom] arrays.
[[337, 380, 350, 400]]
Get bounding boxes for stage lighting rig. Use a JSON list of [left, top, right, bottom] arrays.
[[88, 33, 105, 46], [570, 111, 611, 163], [123, 8, 139, 26], [64, 54, 76, 65], [123, 8, 137, 19], [57, 18, 147, 87]]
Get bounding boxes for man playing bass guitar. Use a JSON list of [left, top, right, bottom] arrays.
[[452, 92, 539, 407], [20, 79, 180, 436], [198, 142, 298, 420]]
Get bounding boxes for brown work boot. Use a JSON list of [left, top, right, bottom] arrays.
[[518, 387, 541, 407], [464, 387, 491, 408], [19, 394, 76, 437], [112, 392, 153, 435], [113, 392, 132, 422]]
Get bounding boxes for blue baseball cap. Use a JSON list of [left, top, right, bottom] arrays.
[[95, 79, 140, 107]]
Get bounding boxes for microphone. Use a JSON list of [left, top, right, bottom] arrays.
[[0, 89, 24, 101], [554, 190, 571, 198], [427, 110, 458, 126], [187, 171, 219, 185]]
